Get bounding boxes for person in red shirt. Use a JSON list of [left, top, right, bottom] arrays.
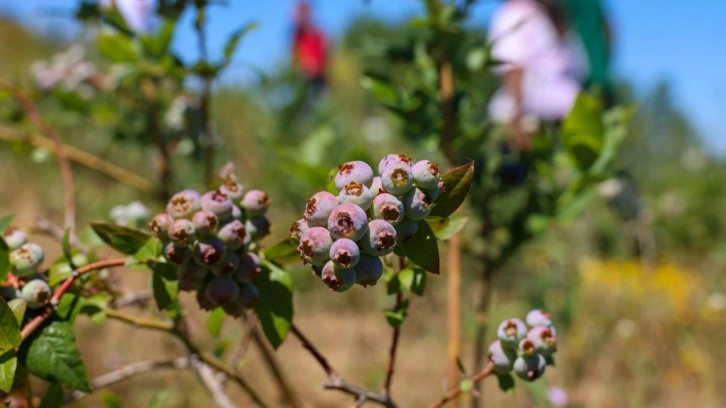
[[292, 1, 328, 92]]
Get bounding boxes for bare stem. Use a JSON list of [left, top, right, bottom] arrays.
[[21, 258, 127, 339], [290, 324, 397, 408], [195, 5, 215, 185], [191, 355, 237, 408], [383, 291, 403, 398], [249, 322, 302, 408], [469, 267, 494, 408], [430, 363, 495, 408], [105, 309, 174, 332], [0, 78, 76, 233]]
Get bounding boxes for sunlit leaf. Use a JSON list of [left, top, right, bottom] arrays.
[[255, 261, 293, 349], [395, 220, 439, 274], [91, 222, 151, 255], [430, 161, 475, 218]]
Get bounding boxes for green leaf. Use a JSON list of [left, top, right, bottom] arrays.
[[460, 378, 474, 393], [0, 349, 17, 393], [388, 267, 426, 296], [7, 299, 26, 326], [0, 238, 9, 283], [22, 320, 91, 392], [62, 229, 73, 265], [97, 32, 138, 63], [395, 220, 440, 274], [39, 382, 63, 408], [222, 22, 259, 67], [255, 261, 294, 349], [140, 19, 176, 58], [100, 390, 123, 408], [496, 373, 515, 393], [91, 222, 151, 255], [264, 238, 300, 265], [151, 263, 179, 313], [430, 161, 475, 218], [207, 307, 225, 338], [0, 298, 21, 350], [56, 293, 81, 323], [426, 215, 468, 241], [561, 93, 605, 171], [134, 237, 163, 263], [0, 215, 14, 234], [384, 299, 409, 329], [360, 75, 398, 105]]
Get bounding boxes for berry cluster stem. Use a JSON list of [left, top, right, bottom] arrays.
[[429, 362, 495, 408], [20, 257, 127, 339], [383, 290, 403, 398]]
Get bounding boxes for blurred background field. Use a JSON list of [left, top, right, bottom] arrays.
[[2, 1, 726, 407]]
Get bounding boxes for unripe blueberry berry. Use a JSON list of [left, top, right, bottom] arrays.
[[231, 204, 242, 220], [164, 243, 191, 265], [196, 288, 216, 311], [177, 263, 209, 292], [236, 253, 261, 283], [421, 180, 442, 200], [217, 219, 248, 250], [526, 309, 553, 328], [237, 284, 260, 307], [245, 216, 270, 242], [526, 326, 557, 356], [488, 340, 517, 375], [372, 193, 405, 225], [329, 238, 360, 269], [149, 213, 174, 239], [359, 220, 397, 257], [10, 243, 45, 276], [289, 219, 310, 241], [304, 191, 339, 227], [394, 218, 419, 242], [71, 253, 89, 267], [204, 277, 240, 306], [168, 219, 196, 246], [518, 338, 538, 357], [21, 279, 52, 309], [320, 261, 357, 292], [298, 227, 333, 266], [240, 189, 270, 216], [193, 237, 227, 267], [354, 254, 384, 287], [370, 176, 383, 196], [378, 154, 414, 175], [402, 187, 435, 220], [412, 160, 441, 189], [192, 210, 219, 236], [497, 318, 527, 347], [381, 162, 414, 196], [513, 354, 547, 381], [166, 190, 202, 219], [337, 182, 373, 210], [214, 253, 240, 277], [219, 180, 245, 201], [201, 191, 234, 220], [2, 227, 26, 250], [335, 161, 374, 190], [327, 204, 369, 241]]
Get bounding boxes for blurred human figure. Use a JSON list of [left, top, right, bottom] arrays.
[[488, 0, 582, 150], [563, 0, 614, 105], [291, 1, 328, 93], [100, 0, 156, 33]]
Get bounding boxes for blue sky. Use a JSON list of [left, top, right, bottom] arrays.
[[3, 0, 725, 152]]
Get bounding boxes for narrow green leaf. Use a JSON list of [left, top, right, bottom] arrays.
[[393, 267, 427, 296], [134, 237, 163, 263], [22, 320, 91, 392], [396, 220, 440, 274], [0, 298, 21, 350], [0, 349, 17, 393], [151, 263, 179, 312], [91, 222, 151, 255], [263, 238, 300, 265], [426, 215, 468, 241], [97, 32, 138, 63], [0, 215, 14, 234], [384, 299, 409, 329], [207, 307, 225, 338], [561, 93, 605, 171], [429, 161, 475, 218], [222, 22, 259, 66], [496, 373, 516, 393], [7, 299, 26, 326], [39, 382, 63, 408], [0, 238, 9, 283], [255, 261, 294, 349]]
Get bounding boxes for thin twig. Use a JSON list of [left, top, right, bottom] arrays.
[[383, 291, 403, 398], [21, 258, 127, 339], [290, 324, 397, 408], [0, 78, 76, 234], [226, 314, 259, 370], [249, 321, 302, 408], [31, 216, 83, 250], [113, 291, 153, 309], [105, 309, 174, 332], [430, 363, 495, 408], [0, 125, 154, 193], [191, 355, 237, 408], [67, 357, 189, 402]]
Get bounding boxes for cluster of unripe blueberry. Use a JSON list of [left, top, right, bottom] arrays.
[[149, 178, 271, 316], [1, 227, 53, 309], [488, 310, 558, 381], [291, 154, 441, 291]]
